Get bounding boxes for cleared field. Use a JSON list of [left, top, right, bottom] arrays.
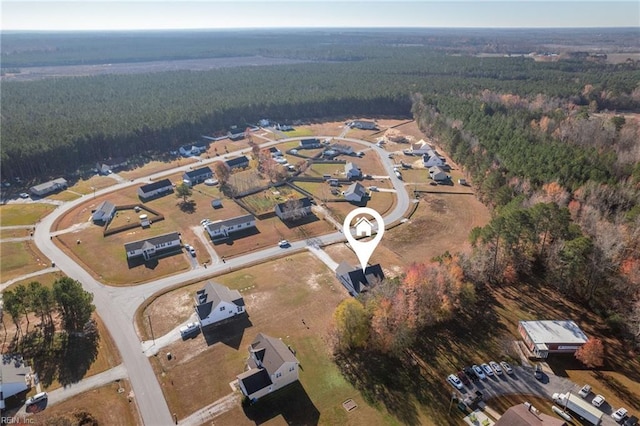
[[30, 381, 138, 425], [383, 192, 490, 264], [0, 203, 57, 226], [325, 191, 396, 224], [0, 240, 51, 282], [144, 252, 392, 424], [240, 186, 300, 216], [5, 270, 66, 290], [118, 157, 198, 180], [66, 175, 119, 195]]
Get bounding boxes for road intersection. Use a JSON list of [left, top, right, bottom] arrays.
[[26, 134, 411, 425]]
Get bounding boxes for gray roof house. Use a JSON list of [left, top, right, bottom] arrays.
[[97, 157, 128, 175], [91, 200, 116, 224], [429, 166, 449, 182], [224, 156, 250, 170], [274, 197, 312, 221], [29, 178, 68, 197], [331, 144, 354, 155], [183, 166, 213, 186], [0, 355, 33, 410], [349, 120, 377, 130], [336, 262, 385, 296], [343, 182, 367, 203], [228, 126, 246, 141], [345, 162, 362, 180], [205, 214, 256, 241], [299, 138, 321, 149], [236, 333, 300, 402], [138, 179, 173, 201], [195, 281, 246, 327], [124, 232, 181, 260]]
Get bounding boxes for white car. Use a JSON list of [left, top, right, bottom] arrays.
[[489, 361, 503, 375], [472, 364, 487, 380], [578, 384, 592, 398], [179, 322, 199, 337], [481, 363, 494, 377], [592, 394, 606, 407], [19, 192, 29, 199], [278, 240, 290, 248], [368, 186, 379, 191], [612, 408, 628, 422], [200, 219, 211, 225], [500, 361, 513, 375], [26, 392, 48, 406], [447, 374, 464, 390]]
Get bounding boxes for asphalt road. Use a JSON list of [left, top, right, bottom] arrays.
[[31, 134, 411, 425]]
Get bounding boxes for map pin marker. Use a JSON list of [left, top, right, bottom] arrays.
[[343, 207, 385, 272]]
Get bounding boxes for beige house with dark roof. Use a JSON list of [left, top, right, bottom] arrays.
[[0, 355, 33, 410], [236, 333, 299, 402]]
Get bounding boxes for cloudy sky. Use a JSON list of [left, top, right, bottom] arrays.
[[2, 1, 639, 31]]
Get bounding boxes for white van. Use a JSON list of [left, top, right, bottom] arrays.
[[26, 392, 48, 406]]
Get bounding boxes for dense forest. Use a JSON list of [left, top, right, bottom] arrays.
[[1, 29, 640, 345]]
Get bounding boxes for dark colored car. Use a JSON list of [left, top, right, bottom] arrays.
[[463, 366, 479, 381], [534, 363, 543, 380], [625, 416, 638, 426], [457, 370, 471, 387]]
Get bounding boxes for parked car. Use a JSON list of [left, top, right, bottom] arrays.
[[19, 192, 29, 199], [578, 384, 592, 398], [624, 415, 638, 426], [26, 392, 48, 407], [592, 394, 606, 407], [463, 366, 479, 381], [500, 361, 513, 375], [457, 370, 471, 387], [447, 374, 464, 390], [612, 408, 629, 422], [179, 322, 199, 338], [368, 186, 379, 191], [472, 364, 487, 380], [278, 240, 290, 248], [489, 361, 503, 375], [481, 363, 494, 377], [534, 363, 543, 380]]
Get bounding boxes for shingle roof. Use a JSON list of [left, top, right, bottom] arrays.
[[237, 368, 272, 396], [92, 200, 116, 220], [345, 162, 360, 175], [124, 232, 180, 252], [224, 156, 249, 168], [139, 179, 173, 194], [184, 166, 212, 180], [336, 262, 385, 294], [300, 138, 320, 146], [195, 281, 244, 320], [496, 403, 566, 426], [248, 333, 298, 375], [205, 214, 255, 233], [345, 182, 366, 197]]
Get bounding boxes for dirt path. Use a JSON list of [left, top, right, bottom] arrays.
[[179, 392, 241, 426]]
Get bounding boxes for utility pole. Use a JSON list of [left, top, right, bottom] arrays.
[[147, 314, 155, 345]]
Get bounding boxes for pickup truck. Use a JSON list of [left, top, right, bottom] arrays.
[[578, 384, 592, 398]]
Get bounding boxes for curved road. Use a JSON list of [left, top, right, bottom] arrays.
[[32, 134, 411, 425]]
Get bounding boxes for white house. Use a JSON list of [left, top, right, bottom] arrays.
[[96, 157, 128, 175], [91, 200, 116, 224], [182, 166, 213, 186], [236, 333, 299, 402], [335, 262, 385, 296], [354, 217, 373, 237], [409, 140, 434, 156], [124, 232, 181, 260], [429, 166, 449, 182], [195, 281, 245, 327], [345, 162, 362, 180], [228, 126, 246, 141], [29, 178, 68, 197], [205, 214, 256, 240], [138, 179, 173, 201], [274, 197, 312, 221], [422, 153, 447, 168], [331, 144, 354, 155], [344, 182, 367, 203], [349, 120, 377, 130], [0, 356, 33, 410]]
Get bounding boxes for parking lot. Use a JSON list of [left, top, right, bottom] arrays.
[[449, 363, 619, 426]]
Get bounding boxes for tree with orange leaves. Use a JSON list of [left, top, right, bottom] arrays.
[[574, 338, 604, 368]]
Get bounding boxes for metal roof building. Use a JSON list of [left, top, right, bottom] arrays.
[[518, 320, 588, 358]]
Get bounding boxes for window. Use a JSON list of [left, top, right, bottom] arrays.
[[237, 306, 243, 313], [220, 306, 225, 311], [289, 366, 295, 372], [275, 372, 282, 378]]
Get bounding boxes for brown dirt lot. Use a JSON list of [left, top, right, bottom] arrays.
[[30, 380, 138, 425], [144, 253, 391, 424], [325, 191, 396, 224], [118, 157, 199, 180], [1, 240, 51, 282], [383, 192, 490, 264]]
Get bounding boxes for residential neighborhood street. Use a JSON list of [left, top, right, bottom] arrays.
[[25, 134, 410, 425]]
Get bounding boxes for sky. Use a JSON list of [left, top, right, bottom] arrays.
[[2, 1, 639, 31]]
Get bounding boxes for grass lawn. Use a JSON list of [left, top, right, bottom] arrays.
[[0, 227, 32, 239], [325, 192, 396, 224], [143, 253, 395, 424], [279, 128, 315, 138], [484, 395, 556, 418], [0, 203, 57, 226], [30, 380, 138, 425], [295, 181, 343, 201], [0, 240, 51, 282], [67, 175, 118, 195], [304, 163, 344, 178], [240, 186, 300, 215], [5, 271, 67, 291], [118, 157, 198, 180]]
